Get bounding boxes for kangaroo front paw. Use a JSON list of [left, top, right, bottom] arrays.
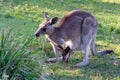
[[45, 58, 56, 63], [45, 57, 62, 63]]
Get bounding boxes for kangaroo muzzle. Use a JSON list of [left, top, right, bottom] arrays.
[[35, 30, 41, 37], [35, 33, 40, 37]]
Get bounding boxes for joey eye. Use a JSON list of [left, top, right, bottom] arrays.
[[42, 28, 46, 32]]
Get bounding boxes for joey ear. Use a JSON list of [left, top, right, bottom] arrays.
[[44, 12, 50, 21], [50, 17, 58, 25]]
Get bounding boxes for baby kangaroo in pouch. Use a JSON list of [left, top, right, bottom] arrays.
[[35, 10, 113, 68]]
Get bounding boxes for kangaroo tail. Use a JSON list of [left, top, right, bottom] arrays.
[[97, 50, 114, 56]]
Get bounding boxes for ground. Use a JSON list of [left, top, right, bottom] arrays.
[[0, 0, 120, 80]]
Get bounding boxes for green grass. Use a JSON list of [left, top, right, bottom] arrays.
[[0, 28, 46, 79], [0, 0, 120, 80]]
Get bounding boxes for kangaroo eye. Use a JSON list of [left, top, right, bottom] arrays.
[[42, 28, 46, 32]]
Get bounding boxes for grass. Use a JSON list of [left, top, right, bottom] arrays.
[[0, 28, 46, 79], [0, 0, 120, 80]]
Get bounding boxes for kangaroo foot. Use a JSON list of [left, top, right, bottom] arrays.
[[72, 61, 89, 69]]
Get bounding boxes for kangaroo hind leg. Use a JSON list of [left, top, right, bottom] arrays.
[[90, 34, 97, 56]]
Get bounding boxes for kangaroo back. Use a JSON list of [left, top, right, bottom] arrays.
[[55, 10, 97, 41]]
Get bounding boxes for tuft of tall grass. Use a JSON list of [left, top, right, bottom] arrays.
[[0, 28, 46, 80]]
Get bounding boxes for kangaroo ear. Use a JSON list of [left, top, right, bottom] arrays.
[[44, 12, 50, 21], [50, 17, 58, 25]]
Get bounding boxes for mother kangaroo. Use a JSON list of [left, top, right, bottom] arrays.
[[35, 10, 113, 67]]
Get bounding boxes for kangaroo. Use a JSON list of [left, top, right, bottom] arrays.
[[35, 10, 113, 67]]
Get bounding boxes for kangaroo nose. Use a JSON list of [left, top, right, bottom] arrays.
[[35, 33, 39, 37]]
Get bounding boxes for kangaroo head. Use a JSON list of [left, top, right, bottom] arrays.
[[35, 12, 58, 37]]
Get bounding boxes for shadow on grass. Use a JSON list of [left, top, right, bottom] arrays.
[[46, 54, 120, 80]]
